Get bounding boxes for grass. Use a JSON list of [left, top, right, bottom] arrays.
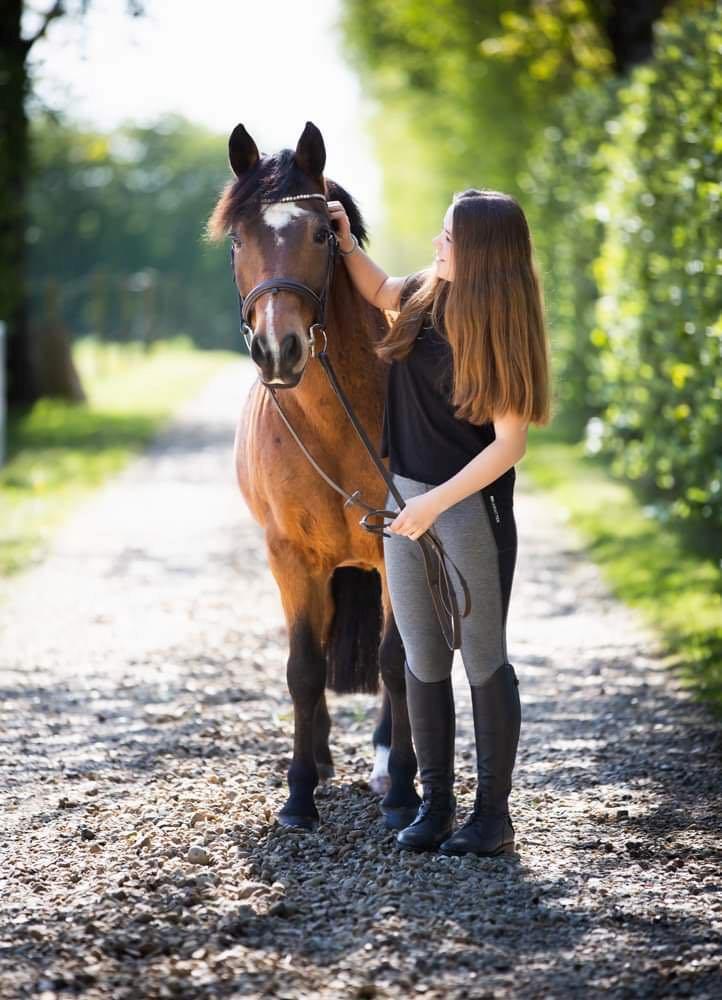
[[0, 336, 237, 581], [523, 421, 722, 718]]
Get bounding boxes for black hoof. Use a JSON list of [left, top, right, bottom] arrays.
[[277, 811, 319, 831], [381, 802, 421, 831]]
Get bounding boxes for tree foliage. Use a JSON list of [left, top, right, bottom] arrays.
[[337, 0, 682, 265], [28, 113, 235, 350]]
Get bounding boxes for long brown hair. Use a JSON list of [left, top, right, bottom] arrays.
[[375, 188, 552, 427]]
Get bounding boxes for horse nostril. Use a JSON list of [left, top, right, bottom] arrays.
[[250, 333, 270, 366], [280, 332, 303, 366]]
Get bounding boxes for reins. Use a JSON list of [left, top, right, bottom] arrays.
[[231, 192, 471, 650]]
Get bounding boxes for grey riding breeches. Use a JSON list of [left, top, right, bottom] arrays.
[[383, 472, 517, 686]]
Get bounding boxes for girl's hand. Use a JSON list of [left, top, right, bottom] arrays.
[[388, 492, 444, 541], [327, 200, 353, 251]]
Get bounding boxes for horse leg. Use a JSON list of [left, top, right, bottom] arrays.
[[267, 543, 328, 830], [313, 692, 335, 781], [279, 616, 327, 829], [377, 615, 422, 830], [369, 685, 392, 794]]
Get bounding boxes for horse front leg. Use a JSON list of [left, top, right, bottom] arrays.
[[281, 619, 327, 829], [267, 541, 328, 830]]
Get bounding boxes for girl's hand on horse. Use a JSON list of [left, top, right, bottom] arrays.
[[327, 200, 353, 251], [388, 492, 444, 541]]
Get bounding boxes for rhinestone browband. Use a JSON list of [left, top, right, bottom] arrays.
[[259, 193, 328, 203]]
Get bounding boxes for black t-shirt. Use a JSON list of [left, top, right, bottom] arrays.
[[380, 271, 516, 498]]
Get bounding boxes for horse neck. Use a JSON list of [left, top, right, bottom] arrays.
[[286, 263, 389, 433]]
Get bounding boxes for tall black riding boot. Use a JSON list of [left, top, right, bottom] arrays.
[[439, 662, 520, 857], [396, 662, 456, 852]]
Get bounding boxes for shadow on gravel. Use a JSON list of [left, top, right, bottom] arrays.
[[2, 637, 721, 996], [2, 817, 719, 998]]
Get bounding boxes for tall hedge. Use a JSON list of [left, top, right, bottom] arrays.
[[524, 8, 721, 540], [592, 12, 721, 533]]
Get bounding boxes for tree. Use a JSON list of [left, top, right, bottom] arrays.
[[0, 0, 143, 407], [338, 0, 692, 266]]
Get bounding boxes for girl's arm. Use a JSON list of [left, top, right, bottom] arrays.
[[429, 412, 529, 513], [327, 199, 406, 311]]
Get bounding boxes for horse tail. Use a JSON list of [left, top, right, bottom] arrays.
[[325, 566, 382, 694]]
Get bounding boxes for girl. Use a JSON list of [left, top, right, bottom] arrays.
[[328, 189, 552, 855]]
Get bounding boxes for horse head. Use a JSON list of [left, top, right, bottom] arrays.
[[208, 120, 367, 388]]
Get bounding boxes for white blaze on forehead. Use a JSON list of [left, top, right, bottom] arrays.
[[261, 203, 312, 246]]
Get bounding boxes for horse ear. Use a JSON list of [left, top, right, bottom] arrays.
[[294, 121, 326, 180], [228, 123, 260, 177]]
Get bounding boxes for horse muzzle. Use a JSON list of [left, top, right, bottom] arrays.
[[243, 322, 327, 387]]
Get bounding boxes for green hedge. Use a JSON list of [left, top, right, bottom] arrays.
[[592, 12, 721, 535], [524, 8, 721, 542], [520, 77, 623, 432]]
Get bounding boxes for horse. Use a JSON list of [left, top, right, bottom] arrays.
[[206, 120, 422, 832]]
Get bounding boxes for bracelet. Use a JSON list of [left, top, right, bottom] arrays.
[[339, 233, 359, 256]]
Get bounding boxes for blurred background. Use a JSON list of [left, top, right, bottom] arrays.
[[0, 0, 720, 707]]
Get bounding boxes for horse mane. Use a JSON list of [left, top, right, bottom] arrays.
[[206, 148, 368, 247], [325, 178, 368, 248]]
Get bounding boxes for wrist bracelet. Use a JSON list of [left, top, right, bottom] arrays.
[[339, 233, 359, 256]]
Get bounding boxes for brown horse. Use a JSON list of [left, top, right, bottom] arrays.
[[207, 121, 421, 831]]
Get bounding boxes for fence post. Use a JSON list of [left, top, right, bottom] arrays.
[[0, 321, 5, 467]]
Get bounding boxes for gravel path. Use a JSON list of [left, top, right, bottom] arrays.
[[1, 358, 720, 999]]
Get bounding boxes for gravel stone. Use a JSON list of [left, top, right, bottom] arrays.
[[186, 845, 211, 866]]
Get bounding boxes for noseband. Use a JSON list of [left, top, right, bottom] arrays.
[[230, 193, 471, 651], [233, 193, 337, 358]]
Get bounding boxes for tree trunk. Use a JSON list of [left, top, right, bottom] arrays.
[[0, 0, 37, 406], [34, 279, 86, 402]]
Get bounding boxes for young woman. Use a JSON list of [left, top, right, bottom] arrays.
[[328, 189, 552, 855]]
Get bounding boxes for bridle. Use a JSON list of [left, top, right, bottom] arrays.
[[234, 192, 336, 359], [230, 192, 471, 650]]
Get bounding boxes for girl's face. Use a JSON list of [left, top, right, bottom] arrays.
[[432, 203, 455, 281]]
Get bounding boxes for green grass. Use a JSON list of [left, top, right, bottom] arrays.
[[523, 421, 722, 718], [1, 336, 237, 581]]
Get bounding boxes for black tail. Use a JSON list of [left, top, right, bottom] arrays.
[[325, 566, 382, 694]]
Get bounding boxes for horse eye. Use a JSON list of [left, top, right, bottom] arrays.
[[313, 227, 330, 244], [230, 234, 243, 248]]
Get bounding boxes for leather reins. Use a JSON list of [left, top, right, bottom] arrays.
[[231, 192, 471, 650]]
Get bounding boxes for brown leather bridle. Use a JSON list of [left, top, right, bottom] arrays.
[[235, 192, 336, 360], [231, 192, 471, 650]]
